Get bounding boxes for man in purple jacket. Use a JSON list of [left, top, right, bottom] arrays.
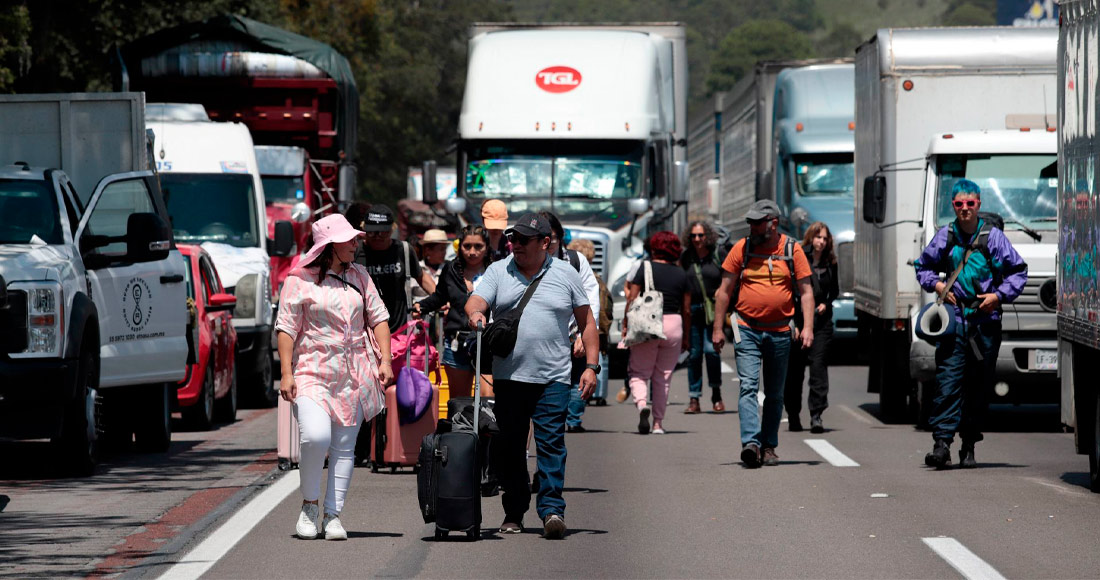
[[914, 179, 1027, 469]]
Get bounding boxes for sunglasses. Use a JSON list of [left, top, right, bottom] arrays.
[[507, 232, 539, 245], [952, 199, 978, 209], [690, 233, 707, 239]]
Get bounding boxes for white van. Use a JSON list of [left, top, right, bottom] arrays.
[[148, 105, 292, 407]]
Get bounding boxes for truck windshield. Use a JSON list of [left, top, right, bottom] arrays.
[[465, 141, 645, 201], [0, 180, 63, 245], [934, 154, 1058, 229], [262, 176, 306, 205], [793, 154, 854, 197], [161, 173, 260, 248]]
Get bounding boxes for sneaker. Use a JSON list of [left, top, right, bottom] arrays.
[[638, 406, 651, 434], [762, 447, 779, 466], [959, 445, 977, 469], [924, 439, 952, 469], [322, 513, 348, 541], [295, 502, 319, 539], [810, 416, 824, 434], [741, 443, 761, 468], [788, 416, 804, 432], [652, 423, 665, 435], [615, 385, 629, 403], [566, 424, 586, 433], [499, 520, 523, 534], [685, 397, 701, 414], [543, 514, 566, 539]]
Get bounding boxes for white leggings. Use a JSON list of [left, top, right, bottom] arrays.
[[294, 397, 362, 516]]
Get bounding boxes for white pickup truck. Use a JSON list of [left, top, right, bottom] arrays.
[[0, 94, 188, 475]]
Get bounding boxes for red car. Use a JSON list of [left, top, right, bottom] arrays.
[[177, 244, 239, 429]]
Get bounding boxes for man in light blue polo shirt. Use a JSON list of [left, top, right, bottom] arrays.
[[466, 212, 599, 540]]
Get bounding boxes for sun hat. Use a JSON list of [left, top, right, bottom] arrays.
[[420, 229, 449, 245], [299, 214, 364, 268], [481, 199, 509, 230]]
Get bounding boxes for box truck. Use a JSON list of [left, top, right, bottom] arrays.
[[855, 27, 1059, 421], [1057, 0, 1100, 492], [433, 23, 689, 368], [0, 93, 188, 473]]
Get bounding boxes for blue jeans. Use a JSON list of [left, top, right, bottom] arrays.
[[734, 326, 792, 448], [567, 352, 607, 427], [493, 379, 570, 521], [930, 320, 1001, 445], [688, 304, 723, 399]]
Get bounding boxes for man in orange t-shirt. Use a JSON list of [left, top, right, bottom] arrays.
[[711, 200, 815, 468]]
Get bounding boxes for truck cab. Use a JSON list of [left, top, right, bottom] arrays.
[[910, 130, 1058, 419], [772, 63, 857, 341], [0, 163, 187, 474]]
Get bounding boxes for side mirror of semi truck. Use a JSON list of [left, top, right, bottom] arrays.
[[269, 221, 295, 257], [444, 197, 467, 214], [862, 175, 886, 224], [673, 161, 688, 204], [421, 160, 438, 204]]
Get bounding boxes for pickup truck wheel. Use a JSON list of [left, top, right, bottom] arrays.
[[57, 348, 101, 476], [1090, 394, 1099, 493], [135, 383, 172, 453], [251, 348, 277, 408], [215, 364, 238, 423], [183, 366, 215, 430]]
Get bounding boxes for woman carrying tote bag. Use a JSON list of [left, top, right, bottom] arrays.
[[622, 231, 691, 435]]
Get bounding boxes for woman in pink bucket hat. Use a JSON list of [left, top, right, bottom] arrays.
[[275, 213, 394, 540]]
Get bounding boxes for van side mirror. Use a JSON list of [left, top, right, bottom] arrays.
[[862, 175, 886, 224], [269, 221, 294, 257], [421, 160, 438, 204], [126, 213, 172, 263]]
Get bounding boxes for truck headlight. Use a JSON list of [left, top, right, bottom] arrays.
[[611, 273, 627, 299], [233, 274, 258, 319], [16, 282, 63, 357]]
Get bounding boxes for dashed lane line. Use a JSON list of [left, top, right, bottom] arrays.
[[804, 439, 860, 467], [922, 537, 1007, 580], [838, 403, 877, 425], [721, 361, 734, 373], [158, 470, 299, 580]]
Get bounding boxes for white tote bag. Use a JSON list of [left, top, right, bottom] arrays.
[[622, 261, 667, 347]]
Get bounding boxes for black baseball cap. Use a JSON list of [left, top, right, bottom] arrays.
[[506, 213, 551, 238], [361, 204, 395, 232]]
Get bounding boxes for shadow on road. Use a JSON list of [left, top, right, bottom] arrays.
[[857, 402, 1061, 433], [562, 487, 608, 494], [1059, 471, 1094, 491]]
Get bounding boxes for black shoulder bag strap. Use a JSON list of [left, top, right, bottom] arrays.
[[512, 269, 547, 320]]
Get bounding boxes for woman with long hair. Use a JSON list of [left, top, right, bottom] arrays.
[[276, 214, 393, 540], [412, 224, 493, 397], [679, 220, 726, 414], [784, 221, 839, 433], [623, 231, 691, 434]]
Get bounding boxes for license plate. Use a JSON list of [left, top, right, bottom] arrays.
[[1033, 349, 1057, 371]]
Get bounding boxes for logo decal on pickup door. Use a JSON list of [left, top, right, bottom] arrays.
[[122, 277, 153, 333], [536, 66, 582, 93]]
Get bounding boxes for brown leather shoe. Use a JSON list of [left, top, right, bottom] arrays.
[[713, 400, 726, 413], [685, 397, 701, 414]]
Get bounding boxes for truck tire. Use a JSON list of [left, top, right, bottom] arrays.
[[878, 332, 913, 423], [56, 348, 101, 476], [215, 365, 238, 423], [251, 345, 277, 408], [183, 366, 215, 430], [1091, 394, 1099, 493], [135, 383, 172, 453]]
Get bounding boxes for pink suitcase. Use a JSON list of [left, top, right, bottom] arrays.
[[370, 383, 439, 472], [277, 397, 300, 470]]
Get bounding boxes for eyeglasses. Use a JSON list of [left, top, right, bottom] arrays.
[[952, 199, 978, 209], [690, 233, 707, 239]]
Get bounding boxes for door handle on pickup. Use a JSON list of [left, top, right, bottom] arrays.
[[160, 274, 184, 284]]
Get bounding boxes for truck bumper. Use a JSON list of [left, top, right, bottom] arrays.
[[0, 357, 77, 439], [235, 325, 272, 377], [910, 336, 1058, 404]]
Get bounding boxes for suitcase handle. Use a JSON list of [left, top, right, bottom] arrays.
[[474, 322, 483, 436]]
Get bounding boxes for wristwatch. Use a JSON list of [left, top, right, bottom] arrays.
[[585, 363, 601, 374]]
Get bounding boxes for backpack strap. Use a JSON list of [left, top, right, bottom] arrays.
[[567, 249, 581, 273], [402, 240, 413, 309]]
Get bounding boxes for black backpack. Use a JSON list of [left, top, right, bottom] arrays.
[[730, 234, 799, 305]]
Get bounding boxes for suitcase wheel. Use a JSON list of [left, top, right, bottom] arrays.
[[466, 529, 478, 541], [390, 466, 397, 474], [371, 464, 379, 473], [434, 528, 447, 540]]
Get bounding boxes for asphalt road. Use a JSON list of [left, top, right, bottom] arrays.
[[4, 358, 1098, 579]]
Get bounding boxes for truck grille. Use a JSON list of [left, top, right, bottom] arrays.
[[1011, 277, 1056, 313], [0, 290, 28, 353], [836, 242, 854, 294], [569, 232, 608, 279]]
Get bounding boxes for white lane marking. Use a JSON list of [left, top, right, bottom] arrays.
[[922, 537, 1007, 580], [721, 361, 734, 374], [158, 471, 299, 580], [838, 404, 876, 425], [1023, 476, 1093, 498], [804, 439, 860, 467]]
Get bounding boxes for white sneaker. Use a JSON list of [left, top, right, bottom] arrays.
[[652, 425, 666, 435], [296, 502, 319, 539], [323, 513, 348, 541]]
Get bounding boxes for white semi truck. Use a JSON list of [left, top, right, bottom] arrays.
[[430, 23, 689, 371], [0, 93, 189, 473], [1057, 0, 1100, 492], [855, 27, 1060, 421]]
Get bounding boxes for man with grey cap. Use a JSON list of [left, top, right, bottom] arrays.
[[711, 199, 815, 468], [466, 212, 599, 539]]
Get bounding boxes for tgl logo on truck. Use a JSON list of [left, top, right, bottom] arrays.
[[536, 66, 582, 93]]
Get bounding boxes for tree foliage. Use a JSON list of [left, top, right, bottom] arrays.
[[706, 20, 815, 96], [0, 3, 31, 93], [943, 2, 996, 26]]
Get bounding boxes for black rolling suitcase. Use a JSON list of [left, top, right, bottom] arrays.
[[417, 323, 485, 540]]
